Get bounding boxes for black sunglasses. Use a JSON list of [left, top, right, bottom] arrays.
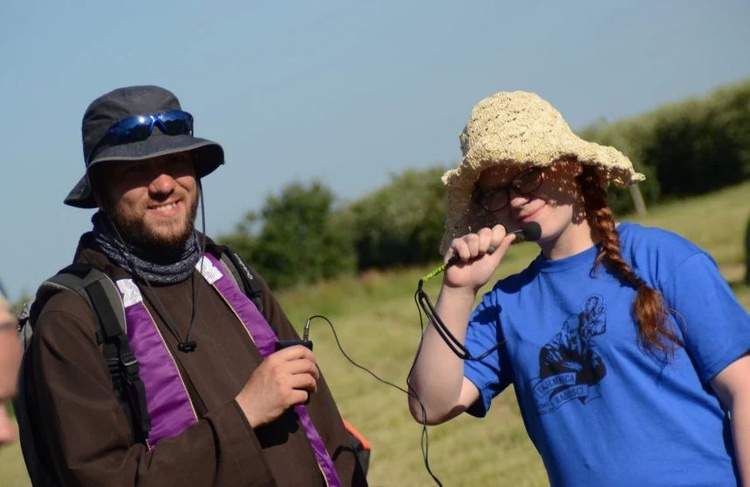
[[475, 167, 544, 212]]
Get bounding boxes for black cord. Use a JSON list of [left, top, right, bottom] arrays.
[[177, 181, 208, 351], [406, 277, 509, 485], [415, 279, 503, 362], [106, 215, 195, 349], [304, 314, 444, 486], [405, 310, 444, 487]]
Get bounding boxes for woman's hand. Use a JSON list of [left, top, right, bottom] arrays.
[[443, 224, 517, 291]]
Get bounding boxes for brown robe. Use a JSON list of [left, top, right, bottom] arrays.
[[22, 233, 367, 486]]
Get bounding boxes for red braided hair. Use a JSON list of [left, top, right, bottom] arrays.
[[577, 165, 681, 353]]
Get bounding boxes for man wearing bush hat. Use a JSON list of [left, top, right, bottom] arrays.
[[20, 85, 366, 486]]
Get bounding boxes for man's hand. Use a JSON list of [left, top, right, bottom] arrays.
[[235, 345, 319, 428]]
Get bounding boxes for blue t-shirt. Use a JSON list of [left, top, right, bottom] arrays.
[[464, 222, 750, 486]]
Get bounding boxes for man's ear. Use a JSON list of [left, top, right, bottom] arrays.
[[89, 174, 106, 211]]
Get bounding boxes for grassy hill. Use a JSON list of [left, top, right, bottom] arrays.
[[2, 180, 748, 486]]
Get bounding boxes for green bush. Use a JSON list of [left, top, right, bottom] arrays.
[[745, 213, 750, 286], [644, 88, 750, 195], [580, 79, 750, 203], [218, 180, 356, 289], [345, 165, 447, 270]]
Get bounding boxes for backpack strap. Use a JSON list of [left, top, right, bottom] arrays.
[[219, 247, 264, 315], [40, 264, 151, 443]]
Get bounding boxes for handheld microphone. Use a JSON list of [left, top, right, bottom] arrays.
[[420, 222, 542, 282]]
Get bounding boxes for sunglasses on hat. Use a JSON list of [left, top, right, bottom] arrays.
[[88, 110, 194, 162]]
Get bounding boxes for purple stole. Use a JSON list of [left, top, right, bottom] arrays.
[[114, 254, 342, 487]]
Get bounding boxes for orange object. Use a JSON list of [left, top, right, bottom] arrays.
[[342, 419, 371, 451]]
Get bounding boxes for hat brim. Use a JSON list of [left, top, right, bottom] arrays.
[[64, 135, 224, 208]]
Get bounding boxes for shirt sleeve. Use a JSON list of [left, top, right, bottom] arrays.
[[29, 291, 274, 487], [659, 251, 750, 383], [463, 290, 513, 417]]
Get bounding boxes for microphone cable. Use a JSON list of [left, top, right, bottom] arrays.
[[302, 223, 542, 485], [413, 221, 541, 361], [414, 278, 503, 362], [304, 314, 446, 486]]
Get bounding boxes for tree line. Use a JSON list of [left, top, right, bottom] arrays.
[[219, 80, 750, 290]]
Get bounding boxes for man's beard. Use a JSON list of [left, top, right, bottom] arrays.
[[106, 198, 199, 253]]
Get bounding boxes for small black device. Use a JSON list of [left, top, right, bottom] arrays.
[[275, 317, 314, 351], [274, 339, 313, 351]]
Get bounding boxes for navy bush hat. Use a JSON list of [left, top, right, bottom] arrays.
[[64, 85, 225, 208]]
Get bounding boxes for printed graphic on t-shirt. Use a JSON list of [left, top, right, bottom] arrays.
[[530, 295, 607, 415]]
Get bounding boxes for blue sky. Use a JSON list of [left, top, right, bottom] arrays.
[[1, 0, 749, 300]]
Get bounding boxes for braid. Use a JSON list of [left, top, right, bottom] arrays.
[[578, 166, 681, 353]]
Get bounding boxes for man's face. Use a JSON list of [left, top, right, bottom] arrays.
[[0, 301, 20, 446], [94, 152, 199, 252]]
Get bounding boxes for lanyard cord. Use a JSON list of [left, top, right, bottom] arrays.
[[107, 183, 209, 353]]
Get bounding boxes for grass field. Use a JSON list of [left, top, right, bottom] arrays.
[[1, 181, 748, 486]]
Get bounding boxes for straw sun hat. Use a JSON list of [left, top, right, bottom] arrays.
[[439, 90, 644, 254]]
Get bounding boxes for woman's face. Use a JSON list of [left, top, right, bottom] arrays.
[[475, 159, 591, 257]]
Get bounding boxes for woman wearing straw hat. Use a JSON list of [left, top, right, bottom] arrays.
[[408, 91, 750, 486]]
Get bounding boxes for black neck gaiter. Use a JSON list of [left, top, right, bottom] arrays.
[[92, 212, 201, 285]]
